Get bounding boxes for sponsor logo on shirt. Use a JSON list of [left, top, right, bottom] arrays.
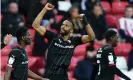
[[55, 43, 74, 48]]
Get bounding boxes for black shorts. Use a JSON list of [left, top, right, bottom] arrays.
[[47, 74, 68, 80]]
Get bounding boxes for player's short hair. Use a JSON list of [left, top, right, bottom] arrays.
[[15, 27, 28, 42], [104, 29, 117, 41]]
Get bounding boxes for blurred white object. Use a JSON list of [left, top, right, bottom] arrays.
[[116, 56, 128, 70], [116, 57, 133, 80], [58, 1, 72, 12], [81, 0, 87, 10]]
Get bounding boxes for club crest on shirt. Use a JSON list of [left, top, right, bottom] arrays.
[[59, 39, 62, 43]]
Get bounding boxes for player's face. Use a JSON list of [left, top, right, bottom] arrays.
[[60, 20, 73, 36], [112, 35, 119, 47], [24, 31, 32, 45]]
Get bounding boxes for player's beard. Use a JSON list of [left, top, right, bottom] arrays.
[[60, 32, 69, 36], [60, 30, 70, 36]]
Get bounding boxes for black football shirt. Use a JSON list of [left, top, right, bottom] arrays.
[[7, 46, 28, 80], [44, 30, 82, 77], [96, 45, 117, 80]]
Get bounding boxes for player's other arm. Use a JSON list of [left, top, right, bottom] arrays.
[[4, 50, 18, 80], [4, 68, 12, 80], [109, 66, 131, 80], [28, 69, 49, 80], [80, 14, 95, 43], [32, 3, 54, 36], [79, 14, 95, 43]]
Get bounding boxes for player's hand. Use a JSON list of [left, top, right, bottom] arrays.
[[77, 14, 89, 26], [44, 3, 54, 10], [4, 34, 12, 45]]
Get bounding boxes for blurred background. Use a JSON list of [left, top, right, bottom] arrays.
[[1, 0, 133, 80]]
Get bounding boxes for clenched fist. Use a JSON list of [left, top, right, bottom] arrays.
[[44, 3, 54, 10]]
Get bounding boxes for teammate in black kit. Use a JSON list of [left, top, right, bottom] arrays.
[[96, 30, 131, 80], [4, 27, 48, 80], [32, 3, 95, 80]]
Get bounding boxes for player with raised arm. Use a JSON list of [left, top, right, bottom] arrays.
[[32, 3, 95, 80]]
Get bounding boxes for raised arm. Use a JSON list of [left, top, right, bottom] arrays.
[[79, 14, 95, 43], [32, 3, 54, 36]]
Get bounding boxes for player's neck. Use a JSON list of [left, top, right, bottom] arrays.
[[18, 42, 27, 49], [61, 35, 70, 41]]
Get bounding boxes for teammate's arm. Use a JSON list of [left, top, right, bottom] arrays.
[[106, 49, 131, 80], [32, 3, 54, 36], [4, 68, 12, 80], [28, 69, 49, 80], [109, 66, 131, 80], [4, 50, 19, 80], [79, 14, 95, 43]]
